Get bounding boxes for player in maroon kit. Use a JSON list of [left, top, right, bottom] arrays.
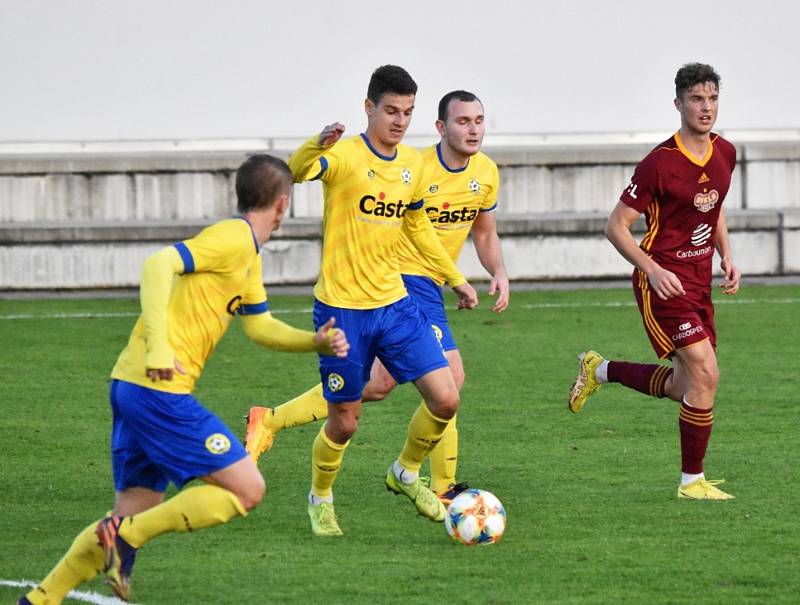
[[568, 63, 740, 500]]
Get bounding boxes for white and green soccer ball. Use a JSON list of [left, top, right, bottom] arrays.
[[445, 489, 507, 546]]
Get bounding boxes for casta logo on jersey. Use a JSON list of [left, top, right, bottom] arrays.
[[425, 203, 478, 224], [359, 192, 408, 218], [693, 189, 719, 212]]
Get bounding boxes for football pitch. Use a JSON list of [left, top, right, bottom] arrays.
[[1, 284, 798, 604]]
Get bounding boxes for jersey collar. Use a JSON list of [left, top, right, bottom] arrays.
[[674, 131, 714, 167], [436, 142, 469, 173], [360, 133, 397, 161], [235, 215, 260, 253]]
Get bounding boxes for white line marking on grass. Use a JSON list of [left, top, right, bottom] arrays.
[[0, 298, 797, 321], [0, 579, 138, 605]]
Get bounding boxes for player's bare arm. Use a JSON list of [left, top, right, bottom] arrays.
[[605, 201, 685, 300], [471, 211, 509, 313], [714, 208, 740, 295], [318, 122, 346, 147]]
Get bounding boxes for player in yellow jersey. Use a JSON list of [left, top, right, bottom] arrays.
[[264, 65, 479, 537], [246, 90, 509, 503], [17, 154, 349, 605]]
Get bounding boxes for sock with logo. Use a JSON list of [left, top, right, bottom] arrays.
[[678, 397, 713, 475], [398, 401, 451, 474], [118, 485, 246, 548], [23, 521, 105, 605], [429, 415, 459, 494], [310, 424, 349, 500], [269, 383, 329, 432], [608, 361, 673, 398]]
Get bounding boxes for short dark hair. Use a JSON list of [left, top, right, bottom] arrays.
[[675, 63, 721, 98], [367, 65, 417, 104], [235, 154, 293, 213], [438, 90, 482, 121]]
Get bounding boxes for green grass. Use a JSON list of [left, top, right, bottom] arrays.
[[1, 285, 798, 604]]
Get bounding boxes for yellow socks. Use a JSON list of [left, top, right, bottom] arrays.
[[119, 485, 246, 548], [310, 424, 349, 500], [429, 416, 458, 494], [24, 521, 105, 605], [270, 383, 329, 431], [398, 401, 451, 474]]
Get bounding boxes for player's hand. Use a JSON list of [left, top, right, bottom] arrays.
[[146, 358, 186, 382], [646, 266, 685, 300], [719, 256, 741, 295], [315, 317, 349, 357], [488, 272, 510, 313], [453, 282, 478, 310], [318, 123, 345, 147]]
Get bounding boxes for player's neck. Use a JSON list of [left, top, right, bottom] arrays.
[[242, 211, 277, 247], [677, 127, 711, 160], [438, 142, 470, 171]]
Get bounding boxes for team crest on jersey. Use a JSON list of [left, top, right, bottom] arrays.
[[429, 184, 439, 193], [468, 178, 480, 193], [205, 433, 231, 455], [693, 189, 719, 212], [401, 168, 411, 184], [367, 169, 376, 180], [327, 372, 345, 393]]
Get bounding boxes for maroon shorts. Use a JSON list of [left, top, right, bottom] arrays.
[[632, 270, 716, 359]]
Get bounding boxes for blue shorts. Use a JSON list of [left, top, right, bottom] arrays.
[[402, 274, 457, 352], [314, 296, 449, 403], [109, 379, 247, 492]]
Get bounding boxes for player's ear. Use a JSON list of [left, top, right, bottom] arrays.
[[365, 98, 375, 118], [673, 96, 681, 112]]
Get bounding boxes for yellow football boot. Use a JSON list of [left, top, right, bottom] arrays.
[[244, 406, 275, 463], [678, 478, 735, 500], [568, 350, 604, 413]]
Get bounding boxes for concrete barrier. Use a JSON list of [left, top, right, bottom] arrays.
[[1, 132, 799, 289]]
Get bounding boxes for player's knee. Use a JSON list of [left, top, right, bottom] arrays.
[[431, 390, 460, 419], [236, 473, 266, 511], [328, 412, 359, 442]]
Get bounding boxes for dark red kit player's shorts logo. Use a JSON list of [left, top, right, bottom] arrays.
[[693, 189, 719, 212]]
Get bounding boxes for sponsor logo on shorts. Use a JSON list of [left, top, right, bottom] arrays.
[[679, 322, 691, 330], [672, 324, 704, 341], [327, 372, 345, 393], [693, 189, 719, 212], [676, 245, 712, 259], [205, 433, 231, 455]]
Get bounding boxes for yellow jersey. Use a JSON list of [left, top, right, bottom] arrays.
[[395, 144, 499, 285], [290, 133, 464, 309], [111, 218, 269, 394]]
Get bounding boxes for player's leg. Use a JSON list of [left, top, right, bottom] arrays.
[[361, 357, 399, 401], [380, 296, 455, 521], [245, 383, 328, 463], [570, 274, 680, 412], [429, 349, 466, 499], [670, 341, 731, 499], [306, 300, 372, 535]]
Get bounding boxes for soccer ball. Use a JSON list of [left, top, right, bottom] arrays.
[[444, 489, 506, 546]]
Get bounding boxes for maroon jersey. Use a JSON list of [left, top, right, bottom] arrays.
[[620, 132, 736, 290]]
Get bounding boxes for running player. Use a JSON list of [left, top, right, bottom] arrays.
[[266, 65, 479, 537], [17, 154, 349, 605], [568, 63, 740, 500], [245, 90, 508, 502]]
